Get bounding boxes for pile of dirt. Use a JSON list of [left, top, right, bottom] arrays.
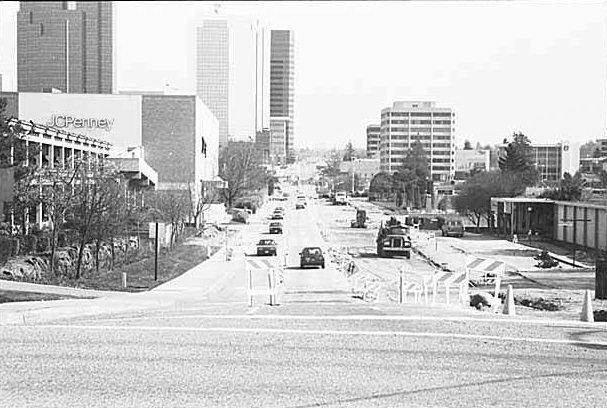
[[514, 295, 564, 311]]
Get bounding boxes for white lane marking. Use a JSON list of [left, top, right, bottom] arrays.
[[84, 313, 607, 329], [28, 324, 607, 348]]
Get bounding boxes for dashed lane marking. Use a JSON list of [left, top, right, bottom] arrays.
[[26, 324, 607, 348]]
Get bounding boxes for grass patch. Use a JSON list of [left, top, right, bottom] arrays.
[[0, 290, 78, 304], [37, 242, 214, 293]]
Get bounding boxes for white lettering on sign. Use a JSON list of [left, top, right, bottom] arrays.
[[46, 114, 115, 131]]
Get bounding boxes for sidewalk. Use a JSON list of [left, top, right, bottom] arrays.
[[0, 204, 273, 325]]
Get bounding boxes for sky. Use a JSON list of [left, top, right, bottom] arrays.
[[1, 1, 606, 149]]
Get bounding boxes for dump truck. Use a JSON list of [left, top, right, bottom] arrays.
[[350, 209, 367, 228], [376, 216, 411, 259]]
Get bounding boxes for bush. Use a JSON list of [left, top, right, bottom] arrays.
[[21, 235, 38, 254], [0, 237, 19, 265], [36, 235, 50, 253]]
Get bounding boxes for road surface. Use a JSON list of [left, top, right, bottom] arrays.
[[1, 188, 607, 407]]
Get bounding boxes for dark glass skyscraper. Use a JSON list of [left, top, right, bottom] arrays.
[[17, 1, 113, 94]]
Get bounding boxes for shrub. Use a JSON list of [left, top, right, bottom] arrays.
[[36, 235, 50, 253], [21, 235, 38, 254]]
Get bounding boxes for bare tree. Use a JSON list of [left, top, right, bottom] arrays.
[[219, 141, 268, 208], [188, 181, 219, 228], [147, 190, 190, 250]]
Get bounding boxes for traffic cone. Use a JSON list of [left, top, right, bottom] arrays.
[[581, 290, 594, 323], [503, 285, 515, 316]]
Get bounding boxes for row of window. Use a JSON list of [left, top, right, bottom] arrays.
[[381, 111, 454, 118]]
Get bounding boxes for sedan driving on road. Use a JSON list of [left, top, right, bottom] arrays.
[[299, 247, 325, 269], [269, 222, 283, 234], [257, 239, 278, 256]]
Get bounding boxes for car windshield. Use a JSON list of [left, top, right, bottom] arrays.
[[259, 240, 275, 246], [303, 248, 321, 256]]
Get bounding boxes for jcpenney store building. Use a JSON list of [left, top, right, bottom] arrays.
[[0, 92, 219, 192]]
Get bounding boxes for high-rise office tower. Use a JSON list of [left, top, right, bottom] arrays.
[[379, 101, 455, 182], [196, 19, 229, 150], [366, 124, 380, 158], [17, 1, 113, 94], [269, 30, 294, 163]]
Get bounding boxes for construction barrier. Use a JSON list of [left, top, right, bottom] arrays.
[[466, 256, 505, 300], [245, 257, 282, 306]]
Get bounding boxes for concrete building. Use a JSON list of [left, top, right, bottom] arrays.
[[196, 19, 229, 150], [339, 158, 380, 192], [379, 101, 455, 182], [366, 124, 380, 158], [492, 197, 607, 254], [0, 92, 219, 196], [270, 30, 295, 163], [0, 74, 2, 91], [527, 141, 580, 182], [455, 149, 490, 178], [17, 1, 113, 94]]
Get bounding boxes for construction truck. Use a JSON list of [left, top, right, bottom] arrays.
[[376, 216, 411, 259], [350, 209, 367, 228]]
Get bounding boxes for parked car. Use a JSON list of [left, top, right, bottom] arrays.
[[295, 203, 305, 210], [269, 222, 283, 234], [441, 220, 464, 237], [257, 239, 277, 256], [299, 247, 325, 269]]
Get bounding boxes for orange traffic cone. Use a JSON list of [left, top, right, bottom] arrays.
[[503, 285, 515, 316], [581, 290, 594, 323]]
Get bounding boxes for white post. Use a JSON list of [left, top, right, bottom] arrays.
[[248, 269, 253, 307], [399, 266, 403, 304], [122, 272, 127, 289]]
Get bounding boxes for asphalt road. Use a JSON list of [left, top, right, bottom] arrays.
[[2, 185, 607, 407]]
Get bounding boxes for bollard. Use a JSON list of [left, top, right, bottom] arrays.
[[503, 285, 515, 316], [122, 272, 127, 289]]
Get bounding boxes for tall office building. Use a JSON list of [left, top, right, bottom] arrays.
[[196, 19, 229, 150], [269, 30, 295, 163], [379, 101, 455, 182], [0, 74, 3, 92], [366, 124, 380, 158], [17, 1, 113, 94]]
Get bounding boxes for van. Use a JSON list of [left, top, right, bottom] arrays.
[[441, 220, 464, 237]]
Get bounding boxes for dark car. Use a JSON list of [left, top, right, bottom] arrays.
[[271, 212, 284, 220], [269, 222, 283, 234], [257, 239, 277, 256], [299, 247, 325, 269], [295, 203, 305, 210]]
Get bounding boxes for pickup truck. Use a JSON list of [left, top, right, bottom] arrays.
[[257, 239, 277, 256]]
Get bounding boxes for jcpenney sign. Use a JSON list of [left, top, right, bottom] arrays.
[[46, 114, 115, 131]]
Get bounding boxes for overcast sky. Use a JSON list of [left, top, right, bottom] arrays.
[[1, 1, 606, 149]]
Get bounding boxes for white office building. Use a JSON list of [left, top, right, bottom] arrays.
[[379, 101, 455, 182]]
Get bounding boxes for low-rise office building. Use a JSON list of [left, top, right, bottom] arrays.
[[455, 149, 490, 179], [0, 92, 219, 199]]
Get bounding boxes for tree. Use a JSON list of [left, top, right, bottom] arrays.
[[498, 132, 538, 186], [343, 141, 355, 162], [0, 99, 40, 231], [393, 141, 430, 208], [219, 141, 268, 208], [463, 140, 473, 150], [189, 180, 219, 228], [369, 172, 393, 200], [146, 189, 190, 250], [540, 172, 584, 201], [65, 159, 126, 279], [454, 171, 526, 230]]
